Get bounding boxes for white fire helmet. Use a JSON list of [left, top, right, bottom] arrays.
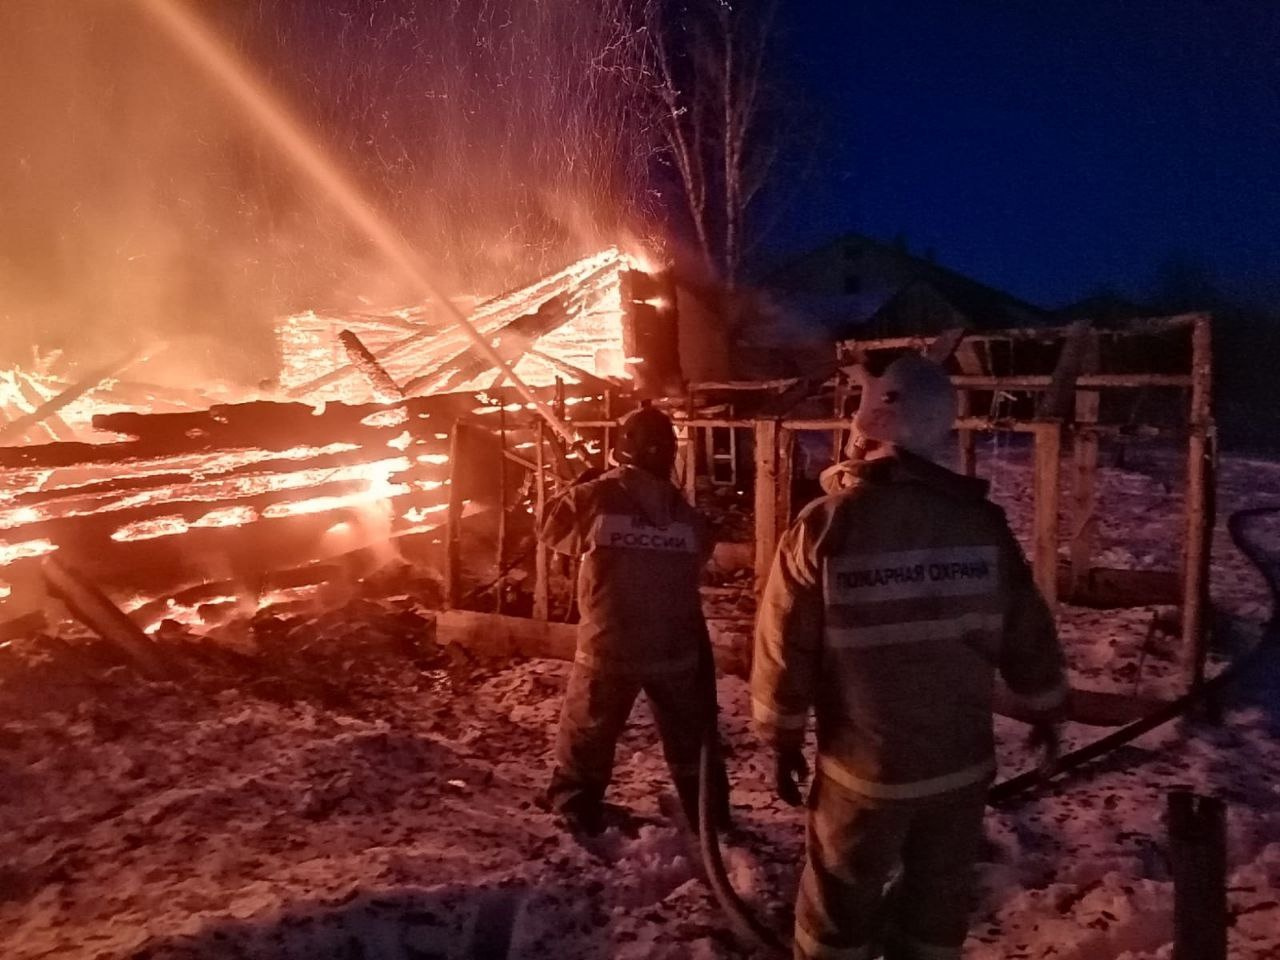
[[850, 354, 958, 458]]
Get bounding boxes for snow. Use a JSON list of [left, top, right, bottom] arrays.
[[2, 444, 1279, 958]]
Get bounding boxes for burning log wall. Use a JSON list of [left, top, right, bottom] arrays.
[[0, 388, 614, 634], [0, 248, 678, 636]]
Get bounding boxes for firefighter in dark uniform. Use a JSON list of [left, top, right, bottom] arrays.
[[753, 356, 1068, 960], [541, 406, 728, 835]]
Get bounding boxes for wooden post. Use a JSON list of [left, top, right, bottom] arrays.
[[684, 425, 699, 504], [1184, 316, 1214, 689], [1069, 332, 1101, 601], [533, 420, 550, 621], [682, 390, 698, 504], [833, 367, 849, 465], [1169, 791, 1227, 960], [953, 339, 986, 477], [443, 424, 464, 609], [956, 390, 977, 476], [495, 404, 507, 614], [1033, 422, 1062, 610], [754, 420, 780, 598], [602, 390, 614, 470], [776, 427, 795, 531]]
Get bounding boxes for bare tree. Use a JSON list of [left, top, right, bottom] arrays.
[[647, 0, 779, 290]]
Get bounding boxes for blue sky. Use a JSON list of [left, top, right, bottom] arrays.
[[768, 0, 1280, 307]]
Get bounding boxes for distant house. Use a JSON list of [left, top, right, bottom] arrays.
[[762, 233, 1050, 340]]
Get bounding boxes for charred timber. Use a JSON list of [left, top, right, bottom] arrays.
[[339, 329, 405, 401], [42, 556, 171, 679]]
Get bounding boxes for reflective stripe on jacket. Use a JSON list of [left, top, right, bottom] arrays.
[[752, 451, 1067, 800], [539, 466, 712, 674]]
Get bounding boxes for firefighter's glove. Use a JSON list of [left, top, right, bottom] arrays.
[[775, 746, 809, 807], [1026, 721, 1061, 779]]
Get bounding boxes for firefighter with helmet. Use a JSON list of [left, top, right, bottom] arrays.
[[753, 355, 1068, 960], [540, 405, 728, 835]]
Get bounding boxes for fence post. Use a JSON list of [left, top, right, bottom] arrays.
[[753, 420, 780, 600], [1169, 790, 1227, 960], [1183, 315, 1215, 690], [1032, 422, 1062, 610]]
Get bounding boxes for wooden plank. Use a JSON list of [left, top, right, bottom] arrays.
[[1183, 315, 1214, 688], [1059, 565, 1181, 609], [835, 312, 1203, 353], [753, 420, 780, 599], [6, 445, 426, 514], [1069, 332, 1102, 599], [569, 415, 1174, 438], [435, 609, 576, 661], [952, 374, 1192, 390], [1032, 423, 1062, 609]]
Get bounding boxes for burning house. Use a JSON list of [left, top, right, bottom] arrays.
[[0, 245, 687, 639]]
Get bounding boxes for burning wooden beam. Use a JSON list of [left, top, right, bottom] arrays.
[[338, 330, 404, 402], [0, 348, 155, 447], [42, 555, 171, 679]]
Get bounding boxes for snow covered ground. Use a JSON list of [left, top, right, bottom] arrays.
[[2, 443, 1279, 959]]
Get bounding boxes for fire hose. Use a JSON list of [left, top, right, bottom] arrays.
[[695, 505, 1280, 957]]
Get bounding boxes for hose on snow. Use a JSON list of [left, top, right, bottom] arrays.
[[698, 731, 790, 957], [990, 505, 1280, 804]]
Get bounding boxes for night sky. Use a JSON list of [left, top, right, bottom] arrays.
[[770, 0, 1280, 309]]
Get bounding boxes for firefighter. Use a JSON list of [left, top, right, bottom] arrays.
[[752, 355, 1067, 960], [541, 405, 728, 836]]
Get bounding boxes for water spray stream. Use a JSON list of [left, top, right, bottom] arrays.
[[133, 0, 579, 447]]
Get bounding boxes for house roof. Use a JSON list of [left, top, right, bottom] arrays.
[[763, 232, 1050, 335]]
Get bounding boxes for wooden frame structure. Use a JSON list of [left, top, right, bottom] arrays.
[[843, 313, 1215, 687], [559, 312, 1215, 690]]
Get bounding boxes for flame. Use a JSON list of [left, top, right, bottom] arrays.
[[191, 506, 258, 528], [402, 503, 448, 523], [112, 516, 190, 542], [0, 539, 58, 565], [277, 247, 633, 403], [362, 408, 409, 428]]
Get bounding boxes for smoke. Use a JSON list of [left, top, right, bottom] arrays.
[[0, 0, 660, 382]]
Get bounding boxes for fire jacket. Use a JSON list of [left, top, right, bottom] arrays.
[[752, 451, 1067, 800], [540, 466, 712, 674]]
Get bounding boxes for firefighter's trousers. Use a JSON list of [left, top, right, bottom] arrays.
[[548, 660, 728, 826], [793, 774, 987, 960]]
